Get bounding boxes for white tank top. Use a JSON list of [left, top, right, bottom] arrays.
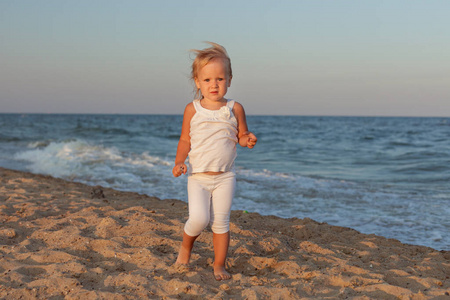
[[188, 99, 238, 174]]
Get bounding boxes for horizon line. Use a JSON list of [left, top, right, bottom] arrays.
[[0, 112, 449, 118]]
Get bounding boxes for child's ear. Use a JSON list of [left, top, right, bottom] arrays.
[[228, 76, 232, 87], [195, 78, 200, 89]]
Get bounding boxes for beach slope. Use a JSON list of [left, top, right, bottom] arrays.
[[0, 167, 448, 299]]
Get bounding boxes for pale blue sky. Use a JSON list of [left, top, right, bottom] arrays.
[[1, 0, 449, 116]]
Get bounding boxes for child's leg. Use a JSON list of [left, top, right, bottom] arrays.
[[176, 174, 212, 265], [176, 231, 198, 265], [210, 172, 235, 280], [213, 231, 231, 280]]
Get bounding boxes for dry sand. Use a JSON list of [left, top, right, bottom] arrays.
[[0, 167, 449, 299]]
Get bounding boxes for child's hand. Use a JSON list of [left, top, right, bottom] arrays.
[[245, 132, 257, 149], [173, 163, 187, 177]]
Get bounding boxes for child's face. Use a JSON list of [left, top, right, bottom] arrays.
[[195, 58, 232, 102]]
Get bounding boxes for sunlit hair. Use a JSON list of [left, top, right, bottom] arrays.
[[190, 42, 232, 99]]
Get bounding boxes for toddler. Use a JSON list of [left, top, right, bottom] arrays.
[[172, 42, 257, 280]]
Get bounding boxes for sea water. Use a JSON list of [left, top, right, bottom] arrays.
[[0, 113, 448, 250]]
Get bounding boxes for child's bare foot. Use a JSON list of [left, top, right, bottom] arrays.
[[176, 232, 198, 265], [213, 265, 231, 281], [176, 246, 191, 265]]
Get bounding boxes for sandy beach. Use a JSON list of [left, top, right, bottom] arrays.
[[0, 167, 448, 299]]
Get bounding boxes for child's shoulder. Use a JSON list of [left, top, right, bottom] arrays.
[[231, 101, 245, 112], [185, 101, 195, 111], [183, 102, 196, 118]]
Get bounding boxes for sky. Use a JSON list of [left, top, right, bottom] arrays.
[[1, 0, 449, 116]]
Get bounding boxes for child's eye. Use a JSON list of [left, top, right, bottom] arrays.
[[204, 79, 210, 82], [218, 78, 223, 81]]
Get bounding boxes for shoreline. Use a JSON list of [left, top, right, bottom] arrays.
[[1, 167, 449, 299]]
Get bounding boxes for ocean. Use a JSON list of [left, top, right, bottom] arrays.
[[0, 113, 449, 251]]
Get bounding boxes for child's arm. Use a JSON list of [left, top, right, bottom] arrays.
[[233, 102, 257, 148], [173, 103, 195, 177]]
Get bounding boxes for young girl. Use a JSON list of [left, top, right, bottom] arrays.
[[172, 42, 257, 281]]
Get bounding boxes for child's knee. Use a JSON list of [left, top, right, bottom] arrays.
[[185, 217, 209, 236], [211, 220, 230, 234]]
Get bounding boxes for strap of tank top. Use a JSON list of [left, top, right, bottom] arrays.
[[227, 99, 235, 109], [193, 99, 201, 112]]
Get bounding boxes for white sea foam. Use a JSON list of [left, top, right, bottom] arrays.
[[15, 139, 174, 193]]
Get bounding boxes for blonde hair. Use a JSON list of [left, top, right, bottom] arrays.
[[190, 42, 232, 99]]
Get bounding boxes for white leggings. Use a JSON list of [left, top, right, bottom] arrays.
[[184, 172, 236, 236]]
